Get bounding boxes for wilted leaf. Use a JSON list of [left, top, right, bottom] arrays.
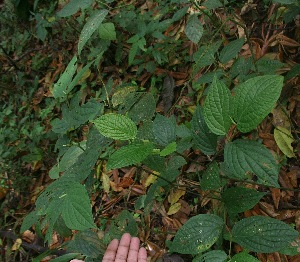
[[185, 15, 203, 44], [274, 126, 295, 158], [167, 202, 181, 215]]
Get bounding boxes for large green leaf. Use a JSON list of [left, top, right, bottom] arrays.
[[153, 114, 176, 146], [232, 216, 299, 253], [61, 183, 96, 230], [191, 105, 218, 155], [57, 0, 93, 17], [185, 15, 203, 44], [93, 113, 137, 140], [52, 56, 77, 99], [222, 187, 266, 214], [219, 38, 245, 64], [233, 75, 283, 132], [67, 230, 105, 258], [230, 251, 260, 262], [170, 214, 224, 254], [224, 139, 280, 187], [107, 142, 154, 170], [78, 9, 108, 54], [193, 250, 227, 262], [204, 77, 232, 135]]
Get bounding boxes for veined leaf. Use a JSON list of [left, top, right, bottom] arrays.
[[170, 214, 224, 254], [230, 251, 260, 262], [185, 15, 203, 44], [78, 9, 108, 54], [107, 142, 154, 170], [222, 187, 266, 214], [194, 250, 227, 262], [191, 105, 218, 155], [57, 0, 92, 17], [98, 22, 116, 40], [219, 38, 244, 64], [153, 114, 176, 146], [61, 183, 96, 230], [93, 113, 137, 140], [201, 161, 226, 190], [204, 77, 232, 135], [233, 75, 283, 132], [274, 126, 295, 158], [224, 139, 280, 187], [232, 216, 299, 253], [52, 56, 77, 99]]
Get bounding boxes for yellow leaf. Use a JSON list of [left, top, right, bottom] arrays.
[[168, 188, 186, 205], [274, 126, 295, 158], [102, 173, 111, 193], [145, 172, 159, 187], [167, 202, 181, 215], [12, 238, 22, 251]]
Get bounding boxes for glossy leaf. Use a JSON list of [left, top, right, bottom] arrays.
[[194, 250, 227, 262], [78, 9, 108, 54], [233, 75, 283, 132], [191, 105, 218, 155], [201, 161, 226, 190], [224, 139, 280, 187], [93, 113, 137, 140], [230, 251, 260, 262], [222, 187, 266, 213], [232, 216, 299, 253], [107, 142, 154, 170], [170, 214, 224, 254], [204, 77, 232, 135]]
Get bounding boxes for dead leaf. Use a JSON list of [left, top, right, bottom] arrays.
[[168, 188, 186, 205], [11, 238, 22, 251], [167, 202, 181, 216]]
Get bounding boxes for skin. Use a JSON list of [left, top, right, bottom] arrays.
[[70, 233, 148, 262]]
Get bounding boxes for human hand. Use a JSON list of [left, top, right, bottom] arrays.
[[70, 233, 147, 262]]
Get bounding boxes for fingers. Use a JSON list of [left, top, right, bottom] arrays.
[[138, 247, 148, 262], [115, 233, 131, 261], [102, 233, 148, 262], [102, 239, 119, 262], [127, 237, 140, 262]]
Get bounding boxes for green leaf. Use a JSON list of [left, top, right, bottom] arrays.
[[219, 38, 245, 64], [68, 230, 105, 258], [93, 113, 137, 140], [160, 142, 177, 157], [107, 142, 154, 170], [52, 56, 77, 99], [61, 183, 96, 230], [50, 253, 79, 262], [111, 86, 137, 107], [224, 139, 280, 187], [20, 210, 39, 233], [57, 0, 93, 17], [185, 15, 203, 44], [201, 161, 226, 190], [222, 187, 266, 214], [202, 0, 223, 10], [204, 77, 232, 135], [153, 114, 176, 146], [274, 126, 295, 158], [52, 95, 103, 134], [78, 9, 108, 54], [170, 214, 224, 254], [194, 250, 227, 262], [230, 251, 260, 262], [98, 22, 116, 40], [232, 216, 299, 253], [128, 93, 156, 123], [233, 75, 283, 132], [191, 105, 218, 155]]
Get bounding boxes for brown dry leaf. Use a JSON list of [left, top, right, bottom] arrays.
[[270, 188, 281, 209], [259, 202, 280, 217], [276, 210, 296, 220], [272, 106, 291, 130], [117, 177, 134, 188], [276, 33, 300, 47], [21, 230, 35, 243]]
